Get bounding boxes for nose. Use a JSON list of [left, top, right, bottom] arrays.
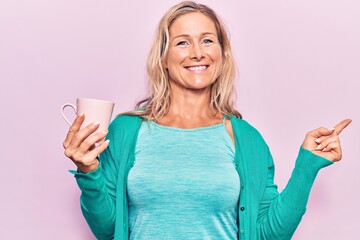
[[189, 42, 204, 61]]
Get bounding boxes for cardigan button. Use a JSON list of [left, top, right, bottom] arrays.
[[240, 229, 245, 234], [240, 206, 245, 211]]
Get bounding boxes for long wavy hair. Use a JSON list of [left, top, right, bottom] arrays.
[[128, 1, 241, 120]]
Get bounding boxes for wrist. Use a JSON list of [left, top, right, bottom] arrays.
[[77, 159, 100, 173]]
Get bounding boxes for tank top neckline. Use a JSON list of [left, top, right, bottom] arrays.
[[149, 115, 227, 132]]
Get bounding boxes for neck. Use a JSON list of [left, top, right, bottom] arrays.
[[168, 83, 216, 119], [156, 83, 223, 128]]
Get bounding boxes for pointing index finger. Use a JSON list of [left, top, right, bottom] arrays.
[[334, 119, 352, 135]]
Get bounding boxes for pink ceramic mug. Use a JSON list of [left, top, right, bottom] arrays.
[[61, 98, 115, 134]]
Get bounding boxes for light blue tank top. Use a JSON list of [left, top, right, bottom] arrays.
[[127, 118, 240, 239]]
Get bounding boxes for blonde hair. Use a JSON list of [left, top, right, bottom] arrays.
[[129, 1, 241, 119]]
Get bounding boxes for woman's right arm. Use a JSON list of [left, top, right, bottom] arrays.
[[63, 114, 116, 240]]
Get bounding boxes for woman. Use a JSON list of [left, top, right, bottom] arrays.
[[63, 1, 351, 239]]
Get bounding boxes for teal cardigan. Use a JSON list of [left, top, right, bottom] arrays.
[[72, 115, 333, 240]]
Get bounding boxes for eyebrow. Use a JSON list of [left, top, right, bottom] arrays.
[[171, 32, 217, 40]]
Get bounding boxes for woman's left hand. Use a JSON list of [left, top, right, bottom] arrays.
[[302, 119, 352, 162]]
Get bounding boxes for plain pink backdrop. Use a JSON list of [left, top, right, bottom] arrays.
[[0, 0, 359, 239]]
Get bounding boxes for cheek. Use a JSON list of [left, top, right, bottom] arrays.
[[207, 46, 222, 64], [212, 50, 223, 71], [214, 49, 223, 63], [166, 49, 188, 65], [166, 50, 188, 77], [213, 51, 223, 79]]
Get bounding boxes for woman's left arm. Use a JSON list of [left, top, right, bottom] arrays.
[[256, 119, 351, 239]]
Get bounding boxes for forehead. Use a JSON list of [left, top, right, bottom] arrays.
[[169, 12, 217, 37]]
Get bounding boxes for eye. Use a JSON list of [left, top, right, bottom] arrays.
[[176, 40, 189, 46], [202, 38, 214, 44]]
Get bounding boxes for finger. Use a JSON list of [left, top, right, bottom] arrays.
[[85, 139, 110, 161], [315, 136, 325, 144], [308, 127, 335, 139], [334, 119, 352, 135], [63, 113, 85, 148], [78, 130, 109, 153], [315, 135, 339, 151], [324, 142, 340, 152], [323, 142, 342, 161], [67, 122, 100, 149]]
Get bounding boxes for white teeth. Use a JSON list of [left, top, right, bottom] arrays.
[[187, 65, 207, 71]]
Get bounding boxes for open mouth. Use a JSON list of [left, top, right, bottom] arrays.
[[185, 65, 209, 72]]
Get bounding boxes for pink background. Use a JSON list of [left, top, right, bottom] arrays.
[[1, 0, 359, 239]]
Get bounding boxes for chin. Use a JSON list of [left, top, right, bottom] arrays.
[[186, 82, 213, 91], [171, 77, 215, 91]]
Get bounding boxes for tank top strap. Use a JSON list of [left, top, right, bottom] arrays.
[[222, 114, 227, 124]]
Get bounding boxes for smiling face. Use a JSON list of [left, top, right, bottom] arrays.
[[164, 12, 223, 92]]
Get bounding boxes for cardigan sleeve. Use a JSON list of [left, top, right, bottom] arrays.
[[256, 146, 333, 239], [70, 120, 120, 240]]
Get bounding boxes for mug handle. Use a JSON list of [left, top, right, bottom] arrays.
[[61, 103, 77, 126]]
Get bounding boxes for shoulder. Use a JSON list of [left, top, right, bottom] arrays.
[[108, 114, 143, 136], [230, 116, 262, 137], [110, 114, 142, 126], [229, 116, 268, 149]]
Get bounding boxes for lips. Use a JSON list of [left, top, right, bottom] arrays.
[[185, 65, 209, 72]]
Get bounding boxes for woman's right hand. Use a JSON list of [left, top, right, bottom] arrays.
[[63, 113, 110, 173]]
